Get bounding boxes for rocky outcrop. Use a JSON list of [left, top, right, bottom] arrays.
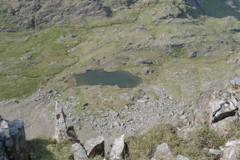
[[191, 78, 240, 137], [84, 136, 104, 157], [0, 115, 28, 160], [0, 0, 112, 31], [54, 101, 67, 142]]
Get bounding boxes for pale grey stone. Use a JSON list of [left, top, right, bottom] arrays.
[[209, 148, 221, 155], [177, 154, 192, 160], [221, 139, 240, 160], [151, 143, 174, 160], [109, 135, 127, 159], [72, 143, 88, 160], [85, 136, 104, 157]]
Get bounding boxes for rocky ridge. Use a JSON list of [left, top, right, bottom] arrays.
[[0, 0, 112, 32], [2, 0, 240, 32]]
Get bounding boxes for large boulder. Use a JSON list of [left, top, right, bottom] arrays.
[[84, 136, 104, 157], [151, 143, 174, 160], [0, 115, 28, 160]]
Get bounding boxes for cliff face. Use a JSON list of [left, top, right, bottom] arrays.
[[0, 115, 28, 160], [1, 0, 240, 32]]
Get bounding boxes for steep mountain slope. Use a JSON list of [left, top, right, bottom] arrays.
[[1, 0, 240, 32], [1, 0, 240, 159], [0, 0, 112, 31]]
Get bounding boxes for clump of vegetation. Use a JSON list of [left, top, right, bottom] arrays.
[[225, 120, 240, 140], [126, 123, 223, 160], [191, 125, 224, 149], [27, 138, 73, 160]]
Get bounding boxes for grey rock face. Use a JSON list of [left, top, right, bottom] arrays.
[[0, 116, 28, 160], [0, 1, 111, 31], [192, 78, 240, 137], [72, 143, 88, 160], [84, 136, 104, 157], [109, 135, 128, 159], [221, 139, 240, 160]]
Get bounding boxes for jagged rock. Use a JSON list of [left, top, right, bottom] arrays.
[[210, 100, 237, 136], [189, 51, 197, 58], [139, 58, 157, 65], [192, 78, 240, 137], [151, 143, 174, 160], [84, 136, 104, 157], [221, 139, 240, 160], [109, 135, 128, 159], [0, 115, 28, 160], [72, 143, 88, 160], [0, 1, 111, 31], [54, 101, 67, 142]]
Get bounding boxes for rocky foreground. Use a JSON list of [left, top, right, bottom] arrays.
[[1, 78, 240, 159]]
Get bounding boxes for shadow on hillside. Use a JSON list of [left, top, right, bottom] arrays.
[[186, 0, 240, 20], [27, 138, 56, 160]]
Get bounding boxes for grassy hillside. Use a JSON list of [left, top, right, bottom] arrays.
[[1, 0, 240, 105]]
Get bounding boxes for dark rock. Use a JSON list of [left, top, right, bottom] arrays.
[[139, 58, 154, 64], [82, 103, 88, 107]]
